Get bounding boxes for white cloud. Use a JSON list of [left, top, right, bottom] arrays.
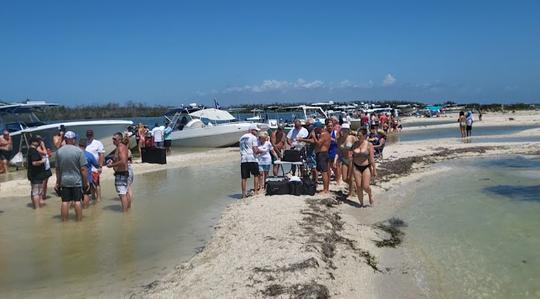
[[382, 74, 396, 86], [222, 78, 325, 94]]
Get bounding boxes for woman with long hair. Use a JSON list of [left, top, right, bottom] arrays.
[[337, 125, 358, 196], [458, 111, 466, 138], [351, 128, 377, 207]]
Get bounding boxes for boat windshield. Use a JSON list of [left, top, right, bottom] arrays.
[[304, 108, 327, 119], [0, 108, 45, 131]]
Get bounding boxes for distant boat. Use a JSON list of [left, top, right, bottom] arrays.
[[164, 106, 266, 147], [0, 101, 132, 156], [246, 109, 264, 122], [262, 105, 328, 131]]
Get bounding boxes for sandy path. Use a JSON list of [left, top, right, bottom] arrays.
[[131, 141, 540, 297]]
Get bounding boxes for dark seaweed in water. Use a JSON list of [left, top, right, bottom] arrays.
[[262, 281, 329, 298], [476, 156, 540, 169], [484, 185, 540, 202], [374, 217, 407, 248]]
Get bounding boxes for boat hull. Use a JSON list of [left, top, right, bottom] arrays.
[[170, 123, 253, 148], [9, 120, 133, 156]]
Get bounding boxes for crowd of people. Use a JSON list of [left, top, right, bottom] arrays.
[[24, 128, 135, 221], [131, 122, 173, 158], [239, 116, 391, 208]]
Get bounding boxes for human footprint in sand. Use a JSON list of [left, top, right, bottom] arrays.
[[351, 128, 376, 207]]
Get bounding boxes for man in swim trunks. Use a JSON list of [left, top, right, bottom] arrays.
[[55, 131, 89, 221], [303, 119, 331, 193], [107, 132, 131, 212], [0, 129, 12, 174]]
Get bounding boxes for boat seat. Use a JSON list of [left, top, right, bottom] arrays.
[[185, 119, 204, 129]]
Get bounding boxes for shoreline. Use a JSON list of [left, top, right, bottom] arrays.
[[1, 112, 539, 297], [130, 140, 540, 298]]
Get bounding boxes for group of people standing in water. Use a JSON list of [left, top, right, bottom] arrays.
[[25, 127, 134, 221], [240, 116, 390, 208], [458, 111, 475, 138]]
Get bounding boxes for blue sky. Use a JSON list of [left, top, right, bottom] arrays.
[[1, 0, 539, 106]]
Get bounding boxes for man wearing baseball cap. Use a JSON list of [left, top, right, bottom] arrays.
[[239, 124, 261, 198], [55, 131, 89, 221]]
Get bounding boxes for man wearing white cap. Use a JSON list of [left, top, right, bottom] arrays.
[[55, 131, 89, 221], [239, 124, 261, 198]]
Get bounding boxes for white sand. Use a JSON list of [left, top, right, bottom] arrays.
[[129, 112, 540, 298]]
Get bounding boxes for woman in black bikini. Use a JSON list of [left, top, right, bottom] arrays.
[[351, 128, 377, 207]]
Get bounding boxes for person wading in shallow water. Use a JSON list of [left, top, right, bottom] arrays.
[[107, 132, 131, 212], [27, 137, 48, 208], [55, 131, 89, 221]]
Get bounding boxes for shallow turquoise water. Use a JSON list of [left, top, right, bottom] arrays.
[[0, 160, 241, 298], [398, 156, 540, 298]]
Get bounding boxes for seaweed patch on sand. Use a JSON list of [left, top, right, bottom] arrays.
[[377, 146, 507, 183], [300, 198, 381, 272]]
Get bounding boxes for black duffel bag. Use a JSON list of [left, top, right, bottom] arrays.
[[282, 149, 302, 162], [302, 176, 317, 196], [265, 176, 290, 195], [289, 180, 303, 196]]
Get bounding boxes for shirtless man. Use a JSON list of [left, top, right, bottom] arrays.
[[301, 119, 331, 193], [0, 129, 13, 174], [106, 132, 131, 212], [270, 125, 286, 176]]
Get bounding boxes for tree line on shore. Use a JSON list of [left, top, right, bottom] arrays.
[[5, 100, 536, 121], [33, 102, 169, 120]]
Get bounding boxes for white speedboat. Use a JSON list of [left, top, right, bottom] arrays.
[[0, 101, 133, 155], [165, 107, 264, 148], [267, 105, 328, 131]]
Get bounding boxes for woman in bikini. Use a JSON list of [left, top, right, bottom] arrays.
[[351, 128, 377, 207], [137, 123, 146, 161], [458, 111, 467, 138], [336, 124, 357, 192]]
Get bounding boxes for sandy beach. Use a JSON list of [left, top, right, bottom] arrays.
[[1, 111, 539, 298], [125, 112, 539, 298]]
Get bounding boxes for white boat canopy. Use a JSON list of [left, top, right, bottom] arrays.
[[189, 108, 236, 121]]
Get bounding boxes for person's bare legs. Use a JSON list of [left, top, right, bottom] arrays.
[[241, 178, 248, 198], [83, 194, 90, 208], [127, 185, 134, 203], [259, 171, 268, 191], [272, 164, 280, 176], [96, 185, 102, 202], [42, 178, 47, 199], [31, 195, 41, 209], [321, 170, 330, 193], [362, 169, 373, 206], [352, 167, 364, 206], [119, 194, 130, 212], [74, 201, 83, 221], [61, 202, 70, 221], [253, 176, 260, 195], [0, 159, 7, 174], [334, 161, 342, 185]]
